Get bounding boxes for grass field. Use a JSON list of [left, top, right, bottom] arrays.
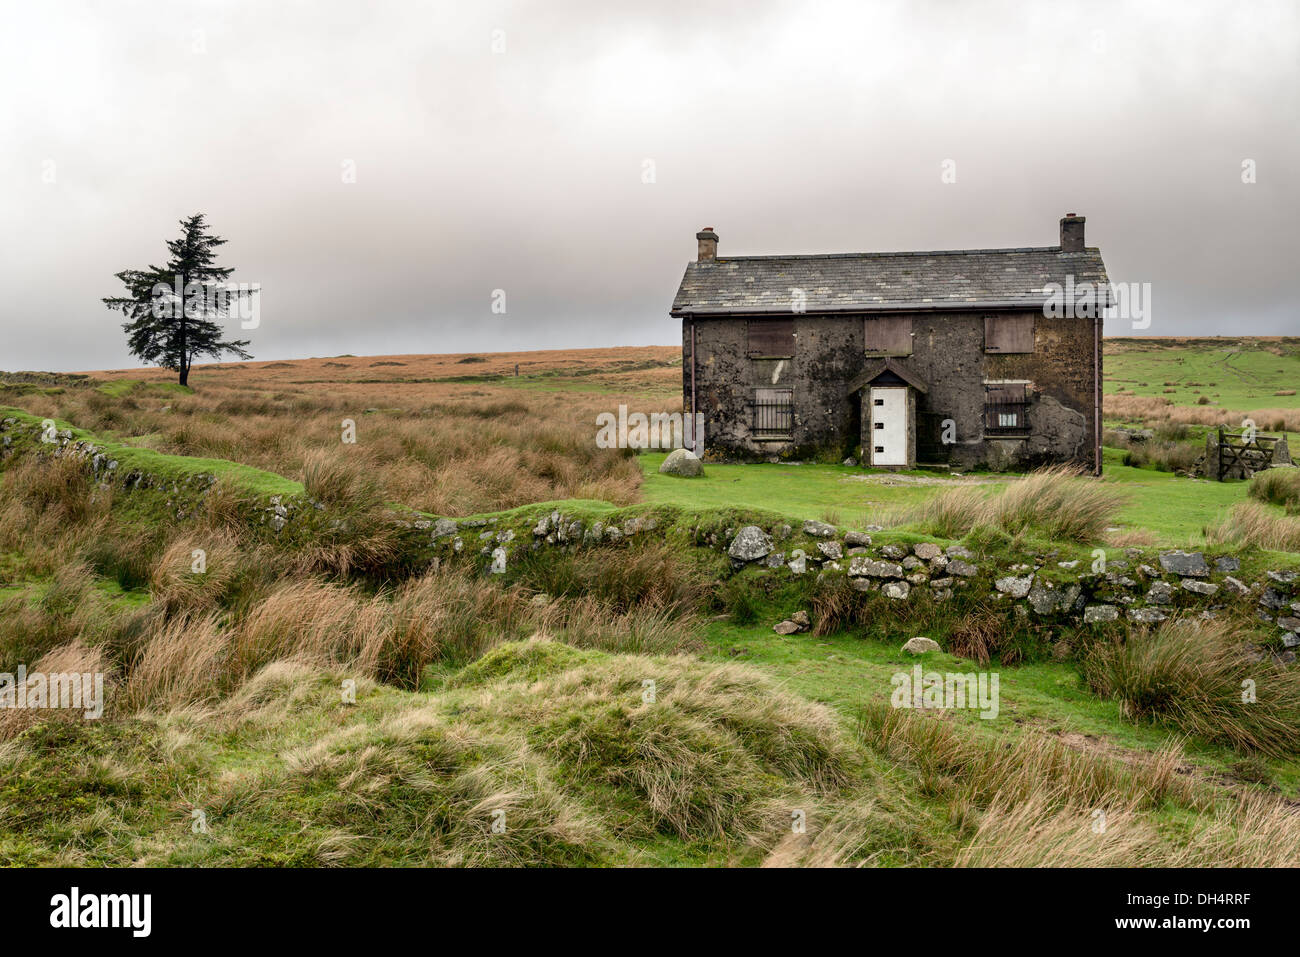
[[639, 448, 1257, 546], [2, 337, 1300, 867], [1106, 336, 1300, 411]]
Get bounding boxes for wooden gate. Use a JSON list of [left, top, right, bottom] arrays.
[[1215, 427, 1281, 481]]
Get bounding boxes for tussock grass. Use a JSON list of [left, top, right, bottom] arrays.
[[1206, 501, 1300, 552], [0, 562, 102, 671], [0, 457, 114, 575], [954, 797, 1161, 867], [899, 466, 1126, 543], [4, 643, 895, 866], [1249, 467, 1300, 514], [301, 447, 383, 512], [1118, 438, 1201, 473], [854, 701, 1300, 867], [121, 613, 227, 712], [511, 540, 710, 616], [537, 598, 703, 655], [955, 789, 1300, 867], [3, 453, 102, 527], [0, 640, 114, 741], [113, 560, 706, 713], [220, 667, 611, 866], [856, 700, 1200, 811], [1082, 617, 1300, 757], [149, 533, 243, 614]]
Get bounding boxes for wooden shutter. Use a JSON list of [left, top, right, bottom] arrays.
[[747, 318, 795, 357], [864, 317, 912, 355], [984, 315, 1034, 353], [985, 383, 1027, 405]]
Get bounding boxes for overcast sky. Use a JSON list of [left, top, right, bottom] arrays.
[[2, 0, 1297, 372]]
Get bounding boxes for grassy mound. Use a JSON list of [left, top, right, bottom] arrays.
[[0, 642, 901, 866]]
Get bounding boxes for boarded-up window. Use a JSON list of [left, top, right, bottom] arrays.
[[747, 318, 795, 357], [753, 388, 793, 436], [984, 315, 1035, 354], [864, 317, 912, 355], [984, 382, 1030, 434]]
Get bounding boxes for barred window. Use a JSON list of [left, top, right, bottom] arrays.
[[984, 383, 1030, 435], [753, 388, 794, 437]]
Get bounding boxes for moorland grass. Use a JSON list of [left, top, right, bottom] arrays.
[[1081, 617, 1300, 757], [898, 466, 1128, 544]]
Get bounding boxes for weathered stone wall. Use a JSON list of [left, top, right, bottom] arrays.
[[433, 509, 1300, 657], [683, 311, 1099, 470]]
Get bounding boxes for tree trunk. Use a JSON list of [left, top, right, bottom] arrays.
[[178, 268, 188, 390]]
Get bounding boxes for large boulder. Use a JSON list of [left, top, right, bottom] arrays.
[[659, 448, 704, 477], [902, 636, 940, 655], [728, 526, 773, 562]]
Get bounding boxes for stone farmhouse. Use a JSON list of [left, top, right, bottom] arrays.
[[671, 215, 1109, 473]]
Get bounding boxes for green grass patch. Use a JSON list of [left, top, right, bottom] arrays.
[[639, 450, 1251, 545], [94, 379, 193, 399], [0, 406, 300, 498]]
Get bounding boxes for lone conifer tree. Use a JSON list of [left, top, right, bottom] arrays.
[[104, 213, 255, 386]]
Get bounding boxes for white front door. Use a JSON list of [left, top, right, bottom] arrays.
[[869, 387, 907, 466]]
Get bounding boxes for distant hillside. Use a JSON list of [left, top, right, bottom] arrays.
[[1105, 336, 1300, 410], [10, 337, 1291, 416]]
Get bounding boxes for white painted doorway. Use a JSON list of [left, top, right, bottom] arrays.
[[869, 386, 907, 466]]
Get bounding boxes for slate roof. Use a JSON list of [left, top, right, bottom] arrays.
[[670, 246, 1109, 316]]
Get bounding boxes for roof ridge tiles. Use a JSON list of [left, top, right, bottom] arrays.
[[701, 245, 1073, 262]]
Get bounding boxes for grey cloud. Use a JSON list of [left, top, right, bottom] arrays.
[[1, 0, 1296, 372]]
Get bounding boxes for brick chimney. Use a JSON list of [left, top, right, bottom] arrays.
[[696, 227, 718, 262], [1059, 213, 1085, 252]]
